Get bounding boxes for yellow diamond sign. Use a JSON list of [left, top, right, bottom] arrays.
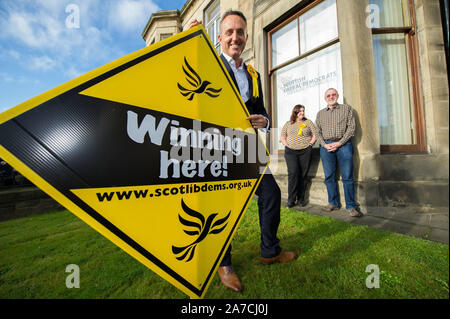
[[0, 26, 269, 298]]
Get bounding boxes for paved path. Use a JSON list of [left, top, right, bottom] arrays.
[[285, 200, 449, 245]]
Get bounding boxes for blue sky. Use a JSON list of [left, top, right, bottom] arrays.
[[0, 0, 185, 113]]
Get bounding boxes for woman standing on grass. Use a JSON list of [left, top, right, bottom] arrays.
[[280, 104, 317, 208]]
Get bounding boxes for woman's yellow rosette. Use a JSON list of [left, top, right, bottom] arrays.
[[298, 123, 307, 136]]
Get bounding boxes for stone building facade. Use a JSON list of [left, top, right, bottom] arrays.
[[142, 0, 449, 210]]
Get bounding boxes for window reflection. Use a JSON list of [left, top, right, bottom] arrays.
[[271, 19, 299, 67], [299, 0, 338, 54], [373, 33, 414, 144], [369, 0, 409, 28]]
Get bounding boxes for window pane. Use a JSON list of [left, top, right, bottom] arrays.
[[373, 33, 414, 145], [369, 0, 410, 28], [205, 1, 219, 22], [271, 19, 299, 67], [160, 33, 172, 40], [205, 0, 220, 49], [273, 43, 343, 150], [299, 0, 338, 54], [207, 21, 220, 49]]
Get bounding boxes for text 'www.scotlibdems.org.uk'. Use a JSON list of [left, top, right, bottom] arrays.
[[95, 181, 254, 202]]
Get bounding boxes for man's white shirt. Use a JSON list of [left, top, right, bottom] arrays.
[[222, 52, 270, 131], [222, 52, 250, 103]]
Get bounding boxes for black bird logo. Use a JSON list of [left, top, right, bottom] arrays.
[[172, 199, 230, 262], [177, 57, 222, 101]]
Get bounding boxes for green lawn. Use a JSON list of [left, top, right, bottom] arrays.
[[0, 200, 448, 299]]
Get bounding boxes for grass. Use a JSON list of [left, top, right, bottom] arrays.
[[0, 200, 448, 299]]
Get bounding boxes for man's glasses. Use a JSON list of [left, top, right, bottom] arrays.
[[326, 93, 337, 98]]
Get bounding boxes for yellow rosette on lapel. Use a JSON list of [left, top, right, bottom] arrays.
[[247, 64, 259, 98], [298, 123, 307, 135]]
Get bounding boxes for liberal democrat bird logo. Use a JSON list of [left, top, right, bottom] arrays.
[[172, 199, 230, 262], [177, 57, 222, 101]]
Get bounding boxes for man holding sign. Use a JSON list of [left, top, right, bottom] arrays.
[[190, 10, 297, 293]]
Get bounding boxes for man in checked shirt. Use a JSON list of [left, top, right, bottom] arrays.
[[315, 88, 363, 217]]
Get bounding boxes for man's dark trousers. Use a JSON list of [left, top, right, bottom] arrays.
[[219, 54, 283, 266], [220, 172, 282, 266]]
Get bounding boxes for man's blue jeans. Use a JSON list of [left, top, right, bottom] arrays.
[[320, 141, 356, 209]]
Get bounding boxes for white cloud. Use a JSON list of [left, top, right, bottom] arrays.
[[64, 66, 83, 79], [0, 72, 39, 84], [108, 0, 159, 33], [0, 72, 14, 83], [30, 55, 57, 71], [0, 0, 160, 81], [8, 50, 20, 60], [35, 0, 66, 14], [1, 2, 66, 49], [5, 12, 41, 47], [0, 47, 21, 60], [18, 76, 40, 84]]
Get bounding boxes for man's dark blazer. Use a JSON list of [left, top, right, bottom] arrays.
[[219, 54, 269, 122], [218, 54, 282, 266]]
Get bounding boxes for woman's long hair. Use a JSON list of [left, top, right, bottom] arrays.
[[290, 104, 307, 124]]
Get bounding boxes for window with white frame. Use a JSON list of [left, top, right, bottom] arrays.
[[269, 0, 341, 151], [204, 0, 221, 52]]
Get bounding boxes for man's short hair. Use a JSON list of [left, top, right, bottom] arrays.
[[325, 88, 339, 97], [221, 10, 247, 25]]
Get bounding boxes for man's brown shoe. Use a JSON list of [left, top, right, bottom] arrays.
[[322, 204, 340, 212], [261, 251, 297, 265], [217, 266, 242, 292]]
